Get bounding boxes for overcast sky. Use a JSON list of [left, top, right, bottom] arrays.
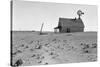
[[12, 0, 98, 31]]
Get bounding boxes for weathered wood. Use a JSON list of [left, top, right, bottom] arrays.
[[40, 23, 44, 35]]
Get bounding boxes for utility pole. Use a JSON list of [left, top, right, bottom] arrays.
[[40, 22, 44, 35]]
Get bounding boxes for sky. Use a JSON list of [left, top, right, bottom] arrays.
[[12, 0, 98, 31]]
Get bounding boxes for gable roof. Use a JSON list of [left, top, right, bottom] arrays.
[[58, 17, 85, 28]]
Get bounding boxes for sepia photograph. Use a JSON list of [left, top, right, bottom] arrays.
[[11, 0, 97, 66]]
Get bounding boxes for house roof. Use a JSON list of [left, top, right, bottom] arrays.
[[57, 17, 85, 28]]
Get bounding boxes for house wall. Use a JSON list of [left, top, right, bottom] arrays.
[[59, 27, 84, 33], [70, 27, 84, 32]]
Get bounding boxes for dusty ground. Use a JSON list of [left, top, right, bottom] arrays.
[[11, 31, 97, 66]]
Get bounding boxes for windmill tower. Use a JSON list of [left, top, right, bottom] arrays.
[[77, 10, 84, 19]]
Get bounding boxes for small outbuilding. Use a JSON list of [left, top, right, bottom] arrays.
[[54, 10, 85, 33]]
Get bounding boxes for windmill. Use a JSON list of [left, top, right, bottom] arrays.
[[77, 10, 84, 19]]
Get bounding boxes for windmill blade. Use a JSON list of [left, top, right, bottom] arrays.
[[77, 10, 84, 18], [81, 12, 84, 14]]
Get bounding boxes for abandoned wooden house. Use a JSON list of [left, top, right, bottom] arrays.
[[54, 10, 85, 33]]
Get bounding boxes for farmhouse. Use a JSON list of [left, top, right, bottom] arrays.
[[54, 10, 85, 33]]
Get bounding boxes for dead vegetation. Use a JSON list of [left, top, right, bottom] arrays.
[[12, 32, 97, 66]]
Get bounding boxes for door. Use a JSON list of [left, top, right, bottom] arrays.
[[67, 28, 70, 33]]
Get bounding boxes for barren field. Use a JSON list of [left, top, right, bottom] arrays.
[[11, 31, 97, 66]]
